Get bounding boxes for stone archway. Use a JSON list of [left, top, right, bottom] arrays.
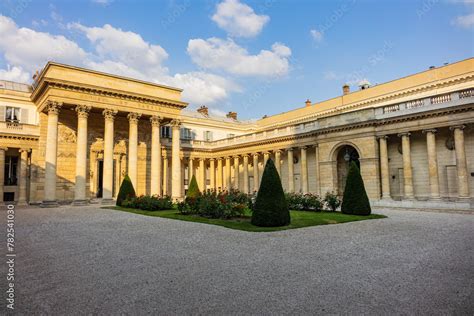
[[336, 145, 360, 196]]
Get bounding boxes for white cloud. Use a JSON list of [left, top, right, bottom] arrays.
[[187, 37, 291, 77], [323, 71, 338, 80], [0, 65, 31, 82], [0, 15, 87, 73], [212, 0, 269, 38], [310, 29, 323, 42], [0, 16, 241, 105], [69, 23, 169, 77], [92, 0, 114, 5], [453, 13, 474, 28]]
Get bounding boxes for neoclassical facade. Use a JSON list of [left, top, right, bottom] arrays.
[[0, 59, 473, 210]]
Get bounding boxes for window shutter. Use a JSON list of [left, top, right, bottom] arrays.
[[0, 106, 5, 121], [20, 108, 28, 124]]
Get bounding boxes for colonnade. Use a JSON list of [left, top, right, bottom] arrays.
[[378, 125, 470, 200]]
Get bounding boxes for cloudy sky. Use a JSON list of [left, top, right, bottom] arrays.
[[0, 0, 472, 119]]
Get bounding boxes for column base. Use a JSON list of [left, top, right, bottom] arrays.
[[101, 198, 115, 205], [429, 197, 442, 201], [16, 200, 29, 206], [40, 200, 59, 208], [72, 199, 89, 206]]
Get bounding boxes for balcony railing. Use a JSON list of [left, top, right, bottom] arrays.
[[6, 121, 22, 130], [431, 93, 451, 105], [406, 99, 424, 109], [459, 88, 474, 99]]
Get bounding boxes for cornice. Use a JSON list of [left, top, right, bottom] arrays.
[[32, 79, 188, 110]]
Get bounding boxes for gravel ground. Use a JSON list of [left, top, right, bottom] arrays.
[[1, 205, 473, 315]]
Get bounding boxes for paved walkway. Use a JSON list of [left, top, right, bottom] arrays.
[[2, 206, 473, 315]]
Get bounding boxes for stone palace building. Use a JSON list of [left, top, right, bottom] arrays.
[[0, 58, 473, 210]]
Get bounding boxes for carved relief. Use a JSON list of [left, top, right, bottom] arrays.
[[58, 125, 76, 143]]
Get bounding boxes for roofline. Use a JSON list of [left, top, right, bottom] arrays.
[[36, 61, 184, 92]]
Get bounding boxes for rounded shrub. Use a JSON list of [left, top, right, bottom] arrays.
[[251, 158, 290, 227], [116, 175, 136, 206], [341, 161, 371, 215]]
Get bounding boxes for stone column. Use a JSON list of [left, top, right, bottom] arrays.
[[398, 132, 414, 200], [101, 109, 117, 204], [301, 147, 308, 194], [217, 158, 223, 191], [127, 112, 141, 189], [243, 154, 249, 193], [209, 158, 216, 190], [162, 154, 168, 196], [253, 153, 259, 193], [422, 129, 441, 200], [0, 147, 7, 202], [188, 157, 194, 181], [450, 125, 470, 199], [233, 156, 240, 190], [274, 150, 281, 175], [18, 149, 29, 205], [314, 145, 320, 195], [73, 105, 91, 205], [225, 157, 231, 190], [150, 116, 162, 196], [42, 101, 62, 207], [170, 120, 182, 201], [288, 148, 295, 192], [199, 158, 206, 191], [263, 152, 270, 167], [378, 136, 391, 199]]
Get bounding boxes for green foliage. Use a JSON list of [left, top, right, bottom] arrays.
[[178, 189, 249, 219], [324, 192, 341, 212], [186, 175, 200, 198], [122, 195, 173, 211], [341, 161, 371, 215], [285, 192, 323, 211], [116, 175, 136, 206], [251, 159, 290, 227]]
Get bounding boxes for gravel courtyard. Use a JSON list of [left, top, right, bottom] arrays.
[[2, 205, 473, 315]]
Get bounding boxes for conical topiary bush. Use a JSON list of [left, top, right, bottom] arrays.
[[186, 175, 200, 198], [341, 161, 371, 215], [116, 175, 136, 206], [251, 158, 290, 227]]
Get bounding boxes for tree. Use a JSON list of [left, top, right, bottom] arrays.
[[251, 158, 290, 227], [341, 161, 371, 215], [116, 175, 136, 206]]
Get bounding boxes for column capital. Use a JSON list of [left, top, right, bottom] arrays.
[[199, 157, 206, 162], [449, 125, 466, 131], [422, 129, 438, 134], [241, 154, 250, 158], [127, 112, 142, 124], [397, 132, 411, 138], [46, 101, 63, 115], [18, 148, 31, 154], [102, 109, 118, 121], [252, 153, 259, 158], [170, 119, 181, 128], [287, 147, 294, 152], [377, 135, 389, 140], [150, 115, 162, 127], [233, 155, 240, 159], [300, 146, 309, 150], [75, 105, 92, 118], [0, 147, 8, 152], [208, 158, 216, 162], [273, 149, 282, 154], [217, 157, 223, 161]]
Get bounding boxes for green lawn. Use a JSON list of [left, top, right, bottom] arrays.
[[107, 206, 386, 232]]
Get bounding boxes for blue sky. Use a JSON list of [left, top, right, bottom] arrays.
[[0, 0, 473, 119]]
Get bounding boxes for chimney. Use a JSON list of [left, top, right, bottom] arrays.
[[226, 111, 238, 120], [197, 105, 209, 117], [342, 84, 350, 95], [305, 99, 312, 107]]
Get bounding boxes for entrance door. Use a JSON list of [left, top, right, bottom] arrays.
[[97, 160, 104, 198]]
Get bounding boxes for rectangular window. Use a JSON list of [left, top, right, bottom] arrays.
[[181, 128, 192, 140], [4, 156, 18, 186], [5, 107, 20, 122], [161, 126, 171, 138], [204, 131, 213, 142]]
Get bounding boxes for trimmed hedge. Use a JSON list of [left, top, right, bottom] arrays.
[[251, 158, 290, 227], [341, 161, 371, 215], [122, 195, 173, 211], [116, 175, 136, 206]]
